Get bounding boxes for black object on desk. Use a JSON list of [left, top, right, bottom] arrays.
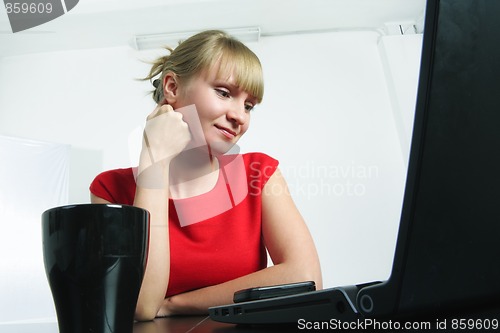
[[233, 281, 316, 303], [42, 204, 149, 333], [210, 0, 500, 326]]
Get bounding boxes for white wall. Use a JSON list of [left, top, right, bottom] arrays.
[[0, 135, 70, 323], [245, 32, 420, 287], [0, 30, 422, 320], [0, 46, 151, 203], [379, 34, 423, 166]]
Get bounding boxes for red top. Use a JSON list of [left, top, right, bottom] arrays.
[[89, 152, 278, 297]]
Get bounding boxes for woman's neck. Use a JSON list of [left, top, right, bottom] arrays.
[[168, 146, 219, 199]]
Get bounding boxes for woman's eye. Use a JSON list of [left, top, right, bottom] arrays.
[[215, 88, 230, 98], [245, 103, 255, 112]]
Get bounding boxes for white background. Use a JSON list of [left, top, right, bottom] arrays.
[[0, 0, 423, 323]]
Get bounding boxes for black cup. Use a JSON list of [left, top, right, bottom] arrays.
[[42, 204, 149, 333]]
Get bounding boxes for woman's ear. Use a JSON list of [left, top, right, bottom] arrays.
[[162, 72, 179, 105]]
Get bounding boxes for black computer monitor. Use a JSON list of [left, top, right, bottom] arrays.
[[358, 0, 500, 318]]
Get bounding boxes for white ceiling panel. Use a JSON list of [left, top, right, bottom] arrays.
[[0, 0, 426, 57]]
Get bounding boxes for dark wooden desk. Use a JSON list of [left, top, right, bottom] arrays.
[[4, 306, 499, 333], [4, 310, 500, 333], [0, 316, 293, 333]]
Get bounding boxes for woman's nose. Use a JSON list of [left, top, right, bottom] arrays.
[[227, 103, 247, 125]]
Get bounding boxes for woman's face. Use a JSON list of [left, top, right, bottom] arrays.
[[172, 66, 258, 155]]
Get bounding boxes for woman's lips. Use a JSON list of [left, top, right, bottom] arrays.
[[215, 125, 236, 140]]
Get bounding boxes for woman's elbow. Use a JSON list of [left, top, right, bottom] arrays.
[[134, 304, 159, 322], [285, 260, 323, 290], [304, 267, 323, 290], [300, 260, 323, 290]]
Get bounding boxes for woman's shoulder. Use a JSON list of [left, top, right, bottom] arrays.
[[89, 167, 136, 204], [242, 152, 279, 185], [93, 167, 135, 182], [241, 152, 279, 167]]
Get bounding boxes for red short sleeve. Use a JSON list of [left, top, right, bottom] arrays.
[[89, 168, 136, 205]]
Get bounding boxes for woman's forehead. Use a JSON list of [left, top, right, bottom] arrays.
[[206, 55, 263, 101]]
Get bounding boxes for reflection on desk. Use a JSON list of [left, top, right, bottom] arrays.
[[135, 316, 296, 333], [0, 317, 298, 333], [5, 305, 500, 333], [134, 316, 210, 333]]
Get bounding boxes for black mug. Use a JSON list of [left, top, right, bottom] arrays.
[[42, 204, 149, 333]]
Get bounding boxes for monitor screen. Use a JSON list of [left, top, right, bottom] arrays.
[[398, 0, 500, 315]]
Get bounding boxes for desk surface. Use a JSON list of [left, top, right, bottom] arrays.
[[3, 310, 500, 333], [0, 317, 295, 333]]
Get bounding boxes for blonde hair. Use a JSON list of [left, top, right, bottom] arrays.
[[143, 30, 264, 104]]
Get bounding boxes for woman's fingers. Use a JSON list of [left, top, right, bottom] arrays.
[[147, 104, 174, 121]]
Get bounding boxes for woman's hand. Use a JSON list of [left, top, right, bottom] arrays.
[[141, 104, 191, 168]]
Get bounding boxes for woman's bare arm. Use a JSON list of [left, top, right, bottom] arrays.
[[158, 168, 322, 315]]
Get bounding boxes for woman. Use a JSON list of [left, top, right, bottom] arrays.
[[90, 30, 322, 321]]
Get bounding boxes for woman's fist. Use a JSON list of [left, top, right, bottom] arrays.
[[142, 104, 191, 164]]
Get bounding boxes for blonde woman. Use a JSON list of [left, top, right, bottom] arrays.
[[90, 30, 322, 321]]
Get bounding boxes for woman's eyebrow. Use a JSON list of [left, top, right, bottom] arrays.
[[213, 79, 256, 100], [214, 81, 242, 93]]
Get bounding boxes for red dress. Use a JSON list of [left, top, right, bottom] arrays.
[[89, 152, 278, 297]]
